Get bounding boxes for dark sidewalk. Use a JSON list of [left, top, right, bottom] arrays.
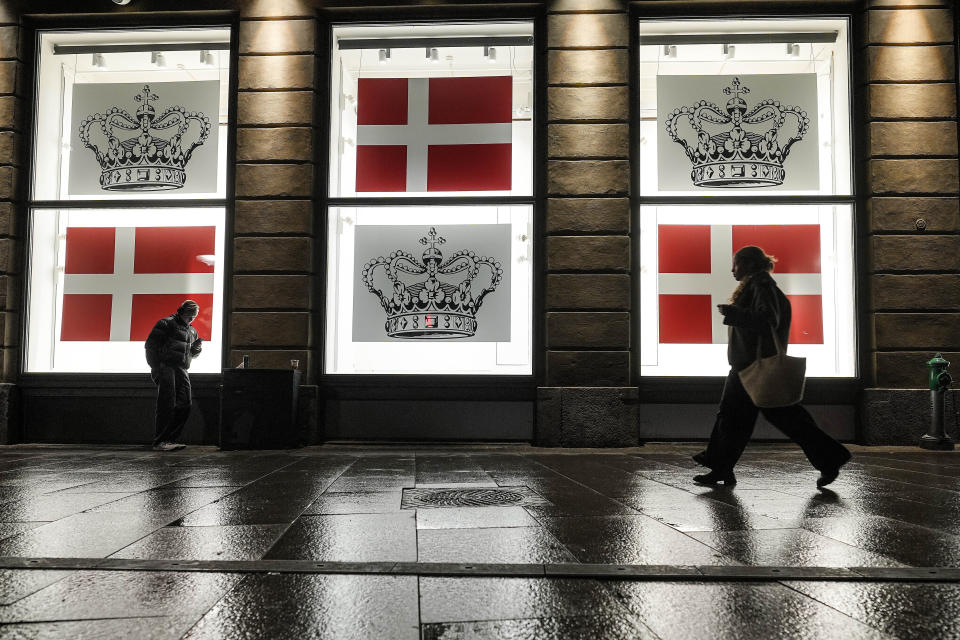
[[1, 443, 959, 638]]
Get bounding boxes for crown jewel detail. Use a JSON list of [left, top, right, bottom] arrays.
[[362, 227, 503, 339], [79, 84, 212, 191], [665, 78, 810, 188]]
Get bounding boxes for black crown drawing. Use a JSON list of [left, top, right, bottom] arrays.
[[361, 227, 503, 339], [78, 85, 212, 191], [665, 77, 810, 188]]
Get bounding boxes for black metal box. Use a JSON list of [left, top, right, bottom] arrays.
[[219, 368, 302, 449]]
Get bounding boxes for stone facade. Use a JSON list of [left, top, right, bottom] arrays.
[[0, 5, 18, 438], [863, 2, 960, 443], [539, 0, 636, 446], [233, 5, 318, 380]]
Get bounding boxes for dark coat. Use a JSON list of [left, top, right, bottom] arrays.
[[144, 314, 201, 370], [723, 271, 792, 372]]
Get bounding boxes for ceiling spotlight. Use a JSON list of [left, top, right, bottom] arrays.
[[378, 48, 390, 64], [786, 43, 800, 57], [426, 47, 439, 63], [484, 46, 496, 63], [722, 44, 735, 59], [151, 51, 167, 68], [92, 53, 107, 68], [200, 49, 215, 66], [663, 44, 677, 58]]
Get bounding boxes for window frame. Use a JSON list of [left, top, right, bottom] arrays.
[[19, 17, 239, 381], [321, 16, 544, 387], [630, 10, 864, 401]]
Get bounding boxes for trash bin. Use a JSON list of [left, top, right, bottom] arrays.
[[219, 368, 302, 450]]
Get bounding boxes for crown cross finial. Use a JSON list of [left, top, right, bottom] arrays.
[[723, 77, 750, 100], [134, 85, 159, 108], [419, 227, 446, 252]]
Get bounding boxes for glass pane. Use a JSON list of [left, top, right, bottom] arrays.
[[33, 28, 231, 200], [26, 207, 226, 373], [329, 23, 534, 197], [638, 18, 851, 196], [638, 204, 856, 377], [325, 205, 533, 374]]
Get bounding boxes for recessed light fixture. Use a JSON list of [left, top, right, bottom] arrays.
[[484, 45, 496, 63], [786, 43, 800, 56], [92, 53, 107, 68], [378, 48, 390, 64], [426, 47, 439, 63], [151, 51, 166, 68], [722, 44, 735, 59], [200, 49, 215, 66], [663, 44, 677, 58]]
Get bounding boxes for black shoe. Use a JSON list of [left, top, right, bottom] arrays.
[[693, 470, 737, 486], [817, 450, 852, 489], [692, 452, 711, 468]]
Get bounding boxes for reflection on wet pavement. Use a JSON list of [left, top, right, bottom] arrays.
[[0, 443, 958, 637]]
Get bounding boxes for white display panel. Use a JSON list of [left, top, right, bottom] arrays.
[[638, 204, 856, 377], [26, 208, 226, 373], [638, 18, 851, 197], [326, 205, 533, 375], [33, 29, 231, 200], [329, 23, 533, 198]]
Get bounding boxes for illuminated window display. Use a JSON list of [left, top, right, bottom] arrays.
[[637, 18, 856, 377], [26, 28, 231, 373], [326, 22, 534, 375]]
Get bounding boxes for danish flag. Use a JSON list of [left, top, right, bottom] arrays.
[[356, 76, 512, 192], [657, 224, 823, 345], [61, 226, 215, 342]]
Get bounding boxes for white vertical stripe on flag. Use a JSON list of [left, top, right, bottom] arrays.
[[355, 78, 512, 192], [710, 225, 733, 343], [110, 227, 135, 341]]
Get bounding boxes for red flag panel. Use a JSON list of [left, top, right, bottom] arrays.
[[356, 145, 407, 192], [731, 225, 820, 273], [428, 76, 512, 124], [130, 293, 214, 341], [65, 228, 115, 274], [134, 227, 216, 274], [786, 294, 824, 344], [659, 294, 713, 344], [61, 294, 112, 341], [357, 78, 408, 125], [427, 144, 511, 191], [658, 225, 711, 274]]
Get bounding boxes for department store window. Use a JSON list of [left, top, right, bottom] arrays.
[[25, 28, 231, 373], [325, 22, 534, 375], [637, 18, 856, 378]]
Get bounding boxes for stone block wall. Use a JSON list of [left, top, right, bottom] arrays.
[[233, 2, 318, 379], [540, 0, 636, 445], [0, 4, 19, 386], [866, 2, 960, 389]]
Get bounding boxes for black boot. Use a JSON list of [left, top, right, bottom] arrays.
[[693, 469, 737, 486]]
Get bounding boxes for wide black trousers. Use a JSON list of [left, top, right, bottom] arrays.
[[702, 370, 850, 474], [151, 365, 192, 445]]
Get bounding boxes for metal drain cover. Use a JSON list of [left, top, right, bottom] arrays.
[[401, 486, 550, 509]]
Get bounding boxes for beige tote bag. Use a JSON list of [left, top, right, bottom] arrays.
[[738, 325, 806, 408]]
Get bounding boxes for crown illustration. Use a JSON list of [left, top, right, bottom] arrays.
[[79, 85, 212, 191], [665, 78, 810, 188], [362, 227, 503, 339]]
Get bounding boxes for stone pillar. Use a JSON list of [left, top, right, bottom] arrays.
[[233, 2, 317, 380], [538, 0, 637, 447], [861, 2, 960, 443], [0, 3, 21, 443]]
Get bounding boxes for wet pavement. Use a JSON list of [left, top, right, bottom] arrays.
[[0, 442, 958, 638]]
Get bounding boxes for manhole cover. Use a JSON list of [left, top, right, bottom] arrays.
[[401, 486, 551, 509]]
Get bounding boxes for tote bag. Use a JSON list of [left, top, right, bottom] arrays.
[[738, 325, 806, 408]]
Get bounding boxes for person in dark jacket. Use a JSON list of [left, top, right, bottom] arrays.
[[692, 246, 851, 488], [144, 300, 203, 451]]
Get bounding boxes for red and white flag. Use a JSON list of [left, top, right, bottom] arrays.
[[657, 224, 823, 345], [61, 226, 216, 342], [356, 76, 512, 192]]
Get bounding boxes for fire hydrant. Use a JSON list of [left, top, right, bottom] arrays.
[[920, 353, 955, 450]]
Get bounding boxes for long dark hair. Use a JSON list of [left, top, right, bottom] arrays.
[[730, 245, 777, 303]]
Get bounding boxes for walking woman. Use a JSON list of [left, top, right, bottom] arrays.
[[692, 245, 851, 488]]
